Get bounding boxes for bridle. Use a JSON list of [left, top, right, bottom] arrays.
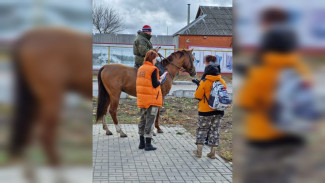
[[159, 55, 181, 70], [158, 50, 195, 79], [158, 55, 177, 79], [184, 50, 196, 74]]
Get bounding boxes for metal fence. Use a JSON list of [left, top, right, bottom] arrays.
[[93, 45, 233, 73]]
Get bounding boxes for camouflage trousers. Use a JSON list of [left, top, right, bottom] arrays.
[[242, 144, 302, 183], [196, 115, 222, 147], [138, 105, 159, 138]]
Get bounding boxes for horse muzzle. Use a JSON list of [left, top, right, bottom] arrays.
[[189, 70, 196, 77]]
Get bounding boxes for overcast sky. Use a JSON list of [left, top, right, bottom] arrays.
[[94, 0, 232, 35]]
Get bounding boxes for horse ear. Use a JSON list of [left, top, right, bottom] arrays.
[[190, 49, 194, 53]]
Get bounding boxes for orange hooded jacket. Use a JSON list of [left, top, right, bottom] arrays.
[[237, 52, 311, 141], [195, 75, 227, 113]]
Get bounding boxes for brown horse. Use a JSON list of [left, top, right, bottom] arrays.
[[10, 27, 92, 167], [96, 49, 196, 137]]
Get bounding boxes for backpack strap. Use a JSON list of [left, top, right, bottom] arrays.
[[203, 92, 208, 103], [207, 81, 221, 103], [202, 79, 213, 103]]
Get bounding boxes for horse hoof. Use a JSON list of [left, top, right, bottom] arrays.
[[120, 133, 127, 138], [103, 126, 108, 131], [106, 131, 113, 135], [157, 129, 164, 133], [153, 132, 157, 136]]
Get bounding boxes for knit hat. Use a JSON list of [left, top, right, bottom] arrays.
[[142, 25, 152, 32]]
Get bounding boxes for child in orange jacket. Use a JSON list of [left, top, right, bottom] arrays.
[[193, 56, 227, 159]]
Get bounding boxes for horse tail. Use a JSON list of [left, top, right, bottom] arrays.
[[9, 38, 38, 156], [96, 67, 110, 123]]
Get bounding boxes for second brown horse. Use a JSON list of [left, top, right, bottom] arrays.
[[96, 50, 196, 137]]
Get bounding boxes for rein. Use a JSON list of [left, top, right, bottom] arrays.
[[159, 56, 175, 79], [158, 55, 176, 80], [159, 55, 181, 70], [158, 50, 194, 80]]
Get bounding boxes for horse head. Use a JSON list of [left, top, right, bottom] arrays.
[[161, 49, 196, 77], [181, 49, 196, 77]]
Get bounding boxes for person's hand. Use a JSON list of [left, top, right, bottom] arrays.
[[192, 79, 200, 86], [159, 74, 166, 83]]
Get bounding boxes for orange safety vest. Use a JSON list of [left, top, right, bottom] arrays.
[[136, 61, 163, 108]]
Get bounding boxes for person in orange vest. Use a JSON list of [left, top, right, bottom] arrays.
[[193, 55, 227, 159], [136, 50, 166, 151]]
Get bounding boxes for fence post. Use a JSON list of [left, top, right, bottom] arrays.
[[108, 46, 111, 64], [165, 49, 167, 57]]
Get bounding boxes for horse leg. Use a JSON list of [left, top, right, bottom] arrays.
[[23, 153, 38, 183], [152, 129, 156, 136], [38, 94, 73, 183], [109, 97, 127, 138], [102, 115, 113, 135], [155, 108, 164, 133], [38, 98, 61, 167]]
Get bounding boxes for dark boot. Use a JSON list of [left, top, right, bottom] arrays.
[[139, 136, 145, 149], [145, 138, 157, 151]]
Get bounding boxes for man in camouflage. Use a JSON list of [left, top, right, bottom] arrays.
[[133, 25, 159, 68]]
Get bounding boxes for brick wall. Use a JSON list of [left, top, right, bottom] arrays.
[[177, 35, 232, 76], [178, 35, 232, 49]]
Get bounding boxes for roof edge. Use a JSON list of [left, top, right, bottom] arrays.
[[172, 14, 207, 36]]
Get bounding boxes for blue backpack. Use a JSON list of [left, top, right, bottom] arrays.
[[207, 81, 232, 110], [270, 69, 319, 135]]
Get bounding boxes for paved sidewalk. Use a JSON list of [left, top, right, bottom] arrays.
[[93, 124, 232, 183]]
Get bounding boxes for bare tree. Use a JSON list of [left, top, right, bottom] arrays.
[[92, 4, 124, 34]]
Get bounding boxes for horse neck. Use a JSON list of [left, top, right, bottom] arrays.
[[165, 57, 183, 79], [160, 56, 183, 97]]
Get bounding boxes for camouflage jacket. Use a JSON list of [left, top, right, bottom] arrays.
[[133, 31, 154, 66]]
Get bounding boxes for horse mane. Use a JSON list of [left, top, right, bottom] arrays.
[[161, 50, 186, 67]]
